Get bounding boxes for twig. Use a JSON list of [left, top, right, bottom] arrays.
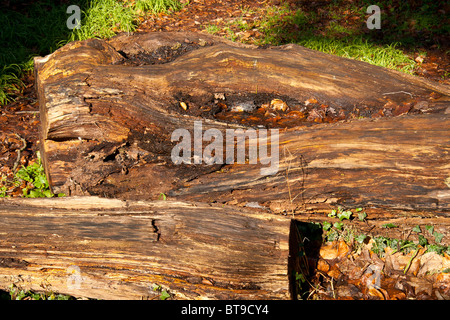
[[283, 147, 308, 216], [330, 277, 336, 299], [404, 246, 420, 274], [298, 154, 307, 210], [283, 147, 294, 217], [12, 134, 27, 173], [15, 110, 39, 114], [403, 227, 413, 242], [381, 91, 414, 97]]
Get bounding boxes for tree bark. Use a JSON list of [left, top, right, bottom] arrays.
[[0, 196, 290, 300], [34, 31, 450, 214]]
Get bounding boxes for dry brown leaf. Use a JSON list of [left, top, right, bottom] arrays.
[[317, 259, 330, 273], [417, 252, 445, 277], [270, 99, 288, 112], [406, 277, 433, 296], [304, 98, 318, 105], [319, 241, 350, 260]]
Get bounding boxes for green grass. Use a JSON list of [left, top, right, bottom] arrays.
[[255, 4, 417, 74], [205, 24, 221, 35], [133, 0, 182, 14], [0, 0, 182, 105], [68, 0, 136, 41], [4, 284, 75, 300], [0, 65, 25, 105], [205, 1, 447, 76], [299, 37, 415, 74], [0, 1, 71, 104]]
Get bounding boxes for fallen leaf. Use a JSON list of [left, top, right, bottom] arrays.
[[415, 56, 424, 64], [392, 103, 411, 116], [320, 240, 350, 260], [304, 98, 318, 105], [385, 285, 407, 300], [367, 287, 385, 299], [418, 252, 445, 277], [406, 277, 433, 296], [327, 265, 343, 280], [306, 108, 324, 122], [286, 110, 305, 118], [317, 259, 330, 273], [270, 99, 288, 112]]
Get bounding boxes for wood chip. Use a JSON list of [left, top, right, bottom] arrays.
[[180, 101, 188, 110]]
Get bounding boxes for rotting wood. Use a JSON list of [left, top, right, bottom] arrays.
[[0, 196, 290, 300], [34, 32, 449, 215]]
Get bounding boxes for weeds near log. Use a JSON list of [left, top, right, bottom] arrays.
[[0, 0, 183, 104]]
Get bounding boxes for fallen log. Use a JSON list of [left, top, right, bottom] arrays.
[[0, 197, 290, 300], [34, 31, 450, 214], [1, 197, 449, 300]]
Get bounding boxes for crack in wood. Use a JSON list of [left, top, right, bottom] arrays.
[[151, 219, 161, 242]]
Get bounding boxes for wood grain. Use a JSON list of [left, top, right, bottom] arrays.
[[0, 196, 290, 299], [34, 32, 449, 215]]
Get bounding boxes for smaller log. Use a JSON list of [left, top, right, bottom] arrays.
[[0, 197, 290, 300]]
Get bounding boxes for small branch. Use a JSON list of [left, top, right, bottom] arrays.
[[283, 146, 294, 217], [382, 91, 414, 97], [12, 134, 27, 173], [15, 110, 39, 114], [403, 246, 420, 274]]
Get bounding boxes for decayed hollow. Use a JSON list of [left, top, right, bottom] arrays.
[[34, 32, 450, 214]]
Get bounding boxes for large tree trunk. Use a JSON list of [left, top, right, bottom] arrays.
[[34, 32, 450, 215]]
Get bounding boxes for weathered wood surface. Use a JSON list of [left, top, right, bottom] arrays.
[[1, 197, 449, 300], [34, 31, 449, 214], [170, 113, 450, 214], [0, 196, 290, 300]]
